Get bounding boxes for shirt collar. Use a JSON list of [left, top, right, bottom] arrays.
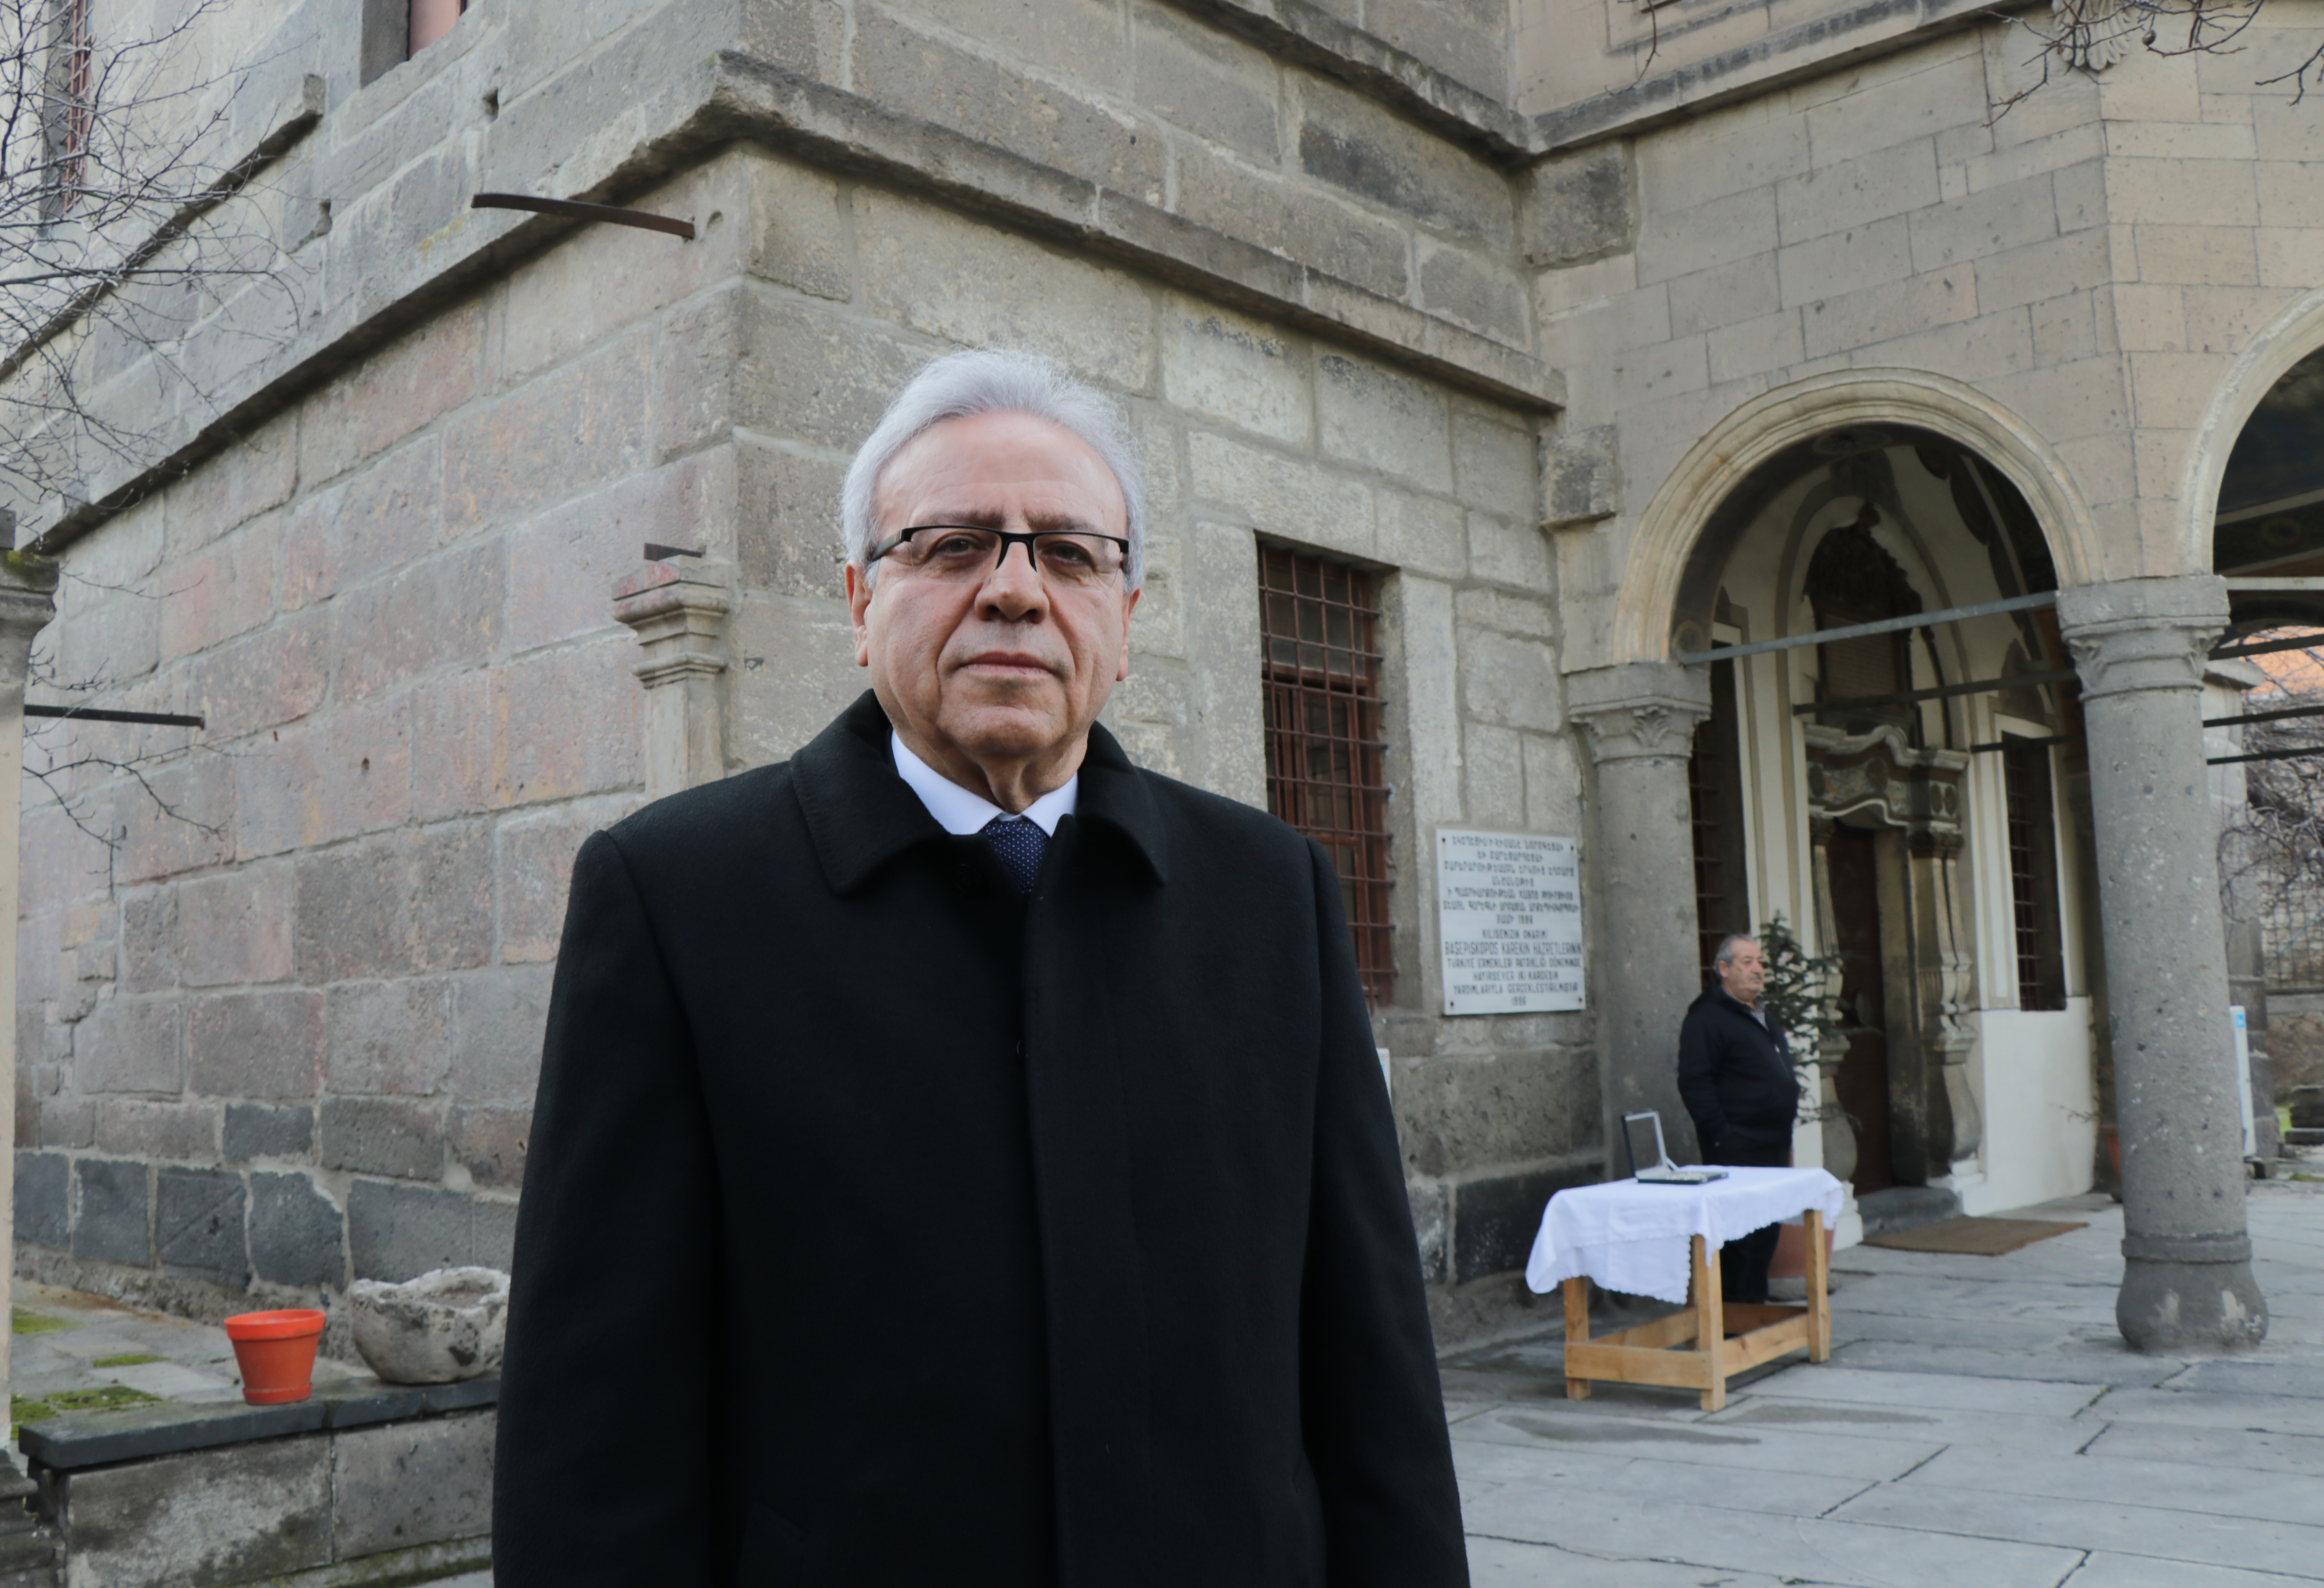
[[890, 730, 1078, 837]]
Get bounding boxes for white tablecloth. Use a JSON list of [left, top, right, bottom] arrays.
[[1523, 1166, 1847, 1305]]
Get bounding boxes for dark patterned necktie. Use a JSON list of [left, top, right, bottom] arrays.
[[981, 815, 1049, 895]]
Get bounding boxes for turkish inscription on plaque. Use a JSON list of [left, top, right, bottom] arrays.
[[1436, 829, 1585, 1016]]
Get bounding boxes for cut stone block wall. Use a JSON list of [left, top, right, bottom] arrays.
[[15, 138, 1586, 1339], [34, 1409, 492, 1588], [1544, 21, 2324, 675]]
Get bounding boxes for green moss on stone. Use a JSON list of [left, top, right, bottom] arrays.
[[47, 1385, 160, 1413], [89, 1352, 164, 1369], [12, 1309, 76, 1335]]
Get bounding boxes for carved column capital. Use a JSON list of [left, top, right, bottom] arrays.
[[2057, 575, 2230, 702], [1566, 661, 1711, 765], [614, 559, 734, 802]]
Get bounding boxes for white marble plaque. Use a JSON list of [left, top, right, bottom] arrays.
[[1436, 829, 1584, 1015]]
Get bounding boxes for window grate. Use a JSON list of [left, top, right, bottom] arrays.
[[43, 0, 94, 221], [1260, 546, 1393, 1005], [1688, 717, 1729, 986], [2001, 739, 2066, 1011]]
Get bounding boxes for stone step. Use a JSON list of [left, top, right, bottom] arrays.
[[1854, 1184, 1963, 1239], [0, 1527, 62, 1586]]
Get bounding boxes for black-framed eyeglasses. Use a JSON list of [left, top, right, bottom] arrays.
[[866, 524, 1131, 589]]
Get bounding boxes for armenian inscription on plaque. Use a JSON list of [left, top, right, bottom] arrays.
[[1436, 830, 1584, 1015]]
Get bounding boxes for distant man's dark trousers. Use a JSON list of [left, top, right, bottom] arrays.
[[1716, 1140, 1792, 1306]]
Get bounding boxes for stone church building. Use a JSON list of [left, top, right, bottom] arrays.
[[10, 0, 2322, 1357]]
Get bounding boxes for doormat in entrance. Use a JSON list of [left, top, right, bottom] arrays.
[[1864, 1216, 2087, 1255]]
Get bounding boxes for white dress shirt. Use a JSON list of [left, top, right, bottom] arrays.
[[890, 730, 1079, 836]]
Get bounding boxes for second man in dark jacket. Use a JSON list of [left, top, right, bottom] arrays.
[[1677, 934, 1800, 1302]]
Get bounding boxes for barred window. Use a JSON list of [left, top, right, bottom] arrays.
[[1260, 547, 1393, 1004], [41, 0, 94, 222], [2001, 738, 2067, 1012]]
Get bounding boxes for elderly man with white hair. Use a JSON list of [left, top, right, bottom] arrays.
[[493, 349, 1470, 1586]]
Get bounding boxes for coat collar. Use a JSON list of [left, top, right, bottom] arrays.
[[791, 691, 1170, 895]]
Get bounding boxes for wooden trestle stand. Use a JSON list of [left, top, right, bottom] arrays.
[[1559, 1209, 1831, 1412]]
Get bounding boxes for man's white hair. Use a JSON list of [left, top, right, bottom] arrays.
[[839, 347, 1147, 590]]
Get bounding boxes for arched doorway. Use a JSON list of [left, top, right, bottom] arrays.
[[2210, 344, 2324, 1152], [1673, 425, 2096, 1220]]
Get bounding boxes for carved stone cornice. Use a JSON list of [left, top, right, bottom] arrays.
[[615, 560, 734, 687], [2057, 575, 2230, 703], [1802, 722, 1967, 839], [1565, 661, 1711, 765]]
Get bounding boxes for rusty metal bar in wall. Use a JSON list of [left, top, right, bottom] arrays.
[[470, 193, 695, 239]]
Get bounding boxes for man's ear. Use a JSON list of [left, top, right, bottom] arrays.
[[846, 563, 873, 667], [1114, 586, 1141, 681]]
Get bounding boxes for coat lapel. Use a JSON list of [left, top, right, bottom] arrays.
[[788, 691, 950, 895]]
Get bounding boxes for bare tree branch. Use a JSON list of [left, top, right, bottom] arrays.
[[0, 0, 301, 520]]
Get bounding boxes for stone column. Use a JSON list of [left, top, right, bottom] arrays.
[[0, 552, 58, 1433], [2058, 574, 2267, 1352], [614, 559, 733, 802], [1569, 662, 1713, 1168]]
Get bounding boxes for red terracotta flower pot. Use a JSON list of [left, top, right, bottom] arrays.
[[224, 1309, 327, 1405]]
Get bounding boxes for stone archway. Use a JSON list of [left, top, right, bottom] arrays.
[[1611, 371, 2104, 666], [2181, 283, 2324, 577]]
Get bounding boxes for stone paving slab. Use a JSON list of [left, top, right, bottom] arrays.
[[1457, 1453, 2085, 1588], [1465, 1534, 1835, 1586], [2084, 1418, 2324, 1478], [1824, 1337, 2184, 1386], [1902, 1443, 2324, 1528], [2083, 1385, 2324, 1437], [1447, 1181, 2324, 1583], [1821, 1311, 2089, 1350], [1830, 1479, 2324, 1578], [1454, 1404, 1943, 1480], [1451, 1435, 1876, 1516], [2064, 1553, 2322, 1587], [2161, 1357, 2324, 1399], [1736, 1362, 2107, 1417], [1702, 1396, 2109, 1455]]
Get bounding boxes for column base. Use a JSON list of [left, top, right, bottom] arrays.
[[2117, 1233, 2269, 1354]]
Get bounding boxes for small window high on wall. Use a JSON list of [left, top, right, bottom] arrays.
[[1259, 546, 1393, 1005], [362, 0, 467, 86], [40, 0, 94, 222], [2001, 737, 2068, 1012]]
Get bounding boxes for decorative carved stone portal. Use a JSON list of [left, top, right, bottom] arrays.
[[1805, 725, 1981, 1192]]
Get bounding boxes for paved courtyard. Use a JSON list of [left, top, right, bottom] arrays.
[[1438, 1176, 2324, 1586]]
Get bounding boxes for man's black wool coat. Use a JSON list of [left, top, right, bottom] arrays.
[[493, 692, 1468, 1587], [1675, 986, 1798, 1163]]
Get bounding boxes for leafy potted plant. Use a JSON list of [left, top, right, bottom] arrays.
[[1755, 913, 1845, 1279]]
